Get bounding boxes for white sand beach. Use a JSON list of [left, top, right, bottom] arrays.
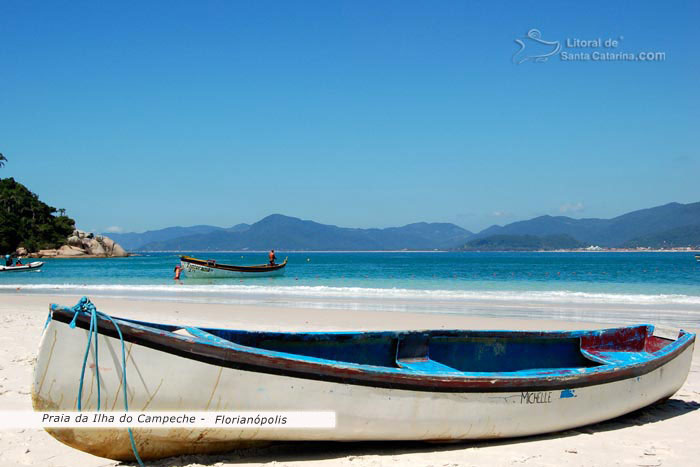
[[1, 294, 698, 467]]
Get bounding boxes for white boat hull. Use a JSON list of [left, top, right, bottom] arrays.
[[0, 261, 43, 272], [32, 318, 694, 460]]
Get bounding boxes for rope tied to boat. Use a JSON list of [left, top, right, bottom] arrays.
[[69, 296, 144, 466]]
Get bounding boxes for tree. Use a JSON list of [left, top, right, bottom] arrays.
[[0, 153, 6, 168], [0, 178, 76, 253]]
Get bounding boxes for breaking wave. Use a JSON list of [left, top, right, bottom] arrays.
[[2, 283, 700, 306]]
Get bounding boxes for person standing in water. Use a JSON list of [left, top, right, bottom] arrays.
[[268, 249, 276, 265]]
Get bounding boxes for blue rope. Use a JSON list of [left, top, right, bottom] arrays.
[[70, 297, 144, 466], [97, 310, 143, 465]]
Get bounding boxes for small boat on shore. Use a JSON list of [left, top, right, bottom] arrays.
[[0, 261, 43, 272], [180, 255, 287, 278], [34, 298, 695, 461]]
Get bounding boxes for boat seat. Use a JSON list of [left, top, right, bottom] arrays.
[[583, 350, 654, 365], [396, 333, 459, 373]]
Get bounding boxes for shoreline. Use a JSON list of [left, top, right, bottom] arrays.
[[1, 294, 699, 466], [130, 249, 700, 253], [3, 282, 700, 329]]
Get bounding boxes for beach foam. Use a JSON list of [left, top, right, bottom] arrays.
[[2, 283, 700, 306]]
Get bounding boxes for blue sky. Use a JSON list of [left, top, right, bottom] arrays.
[[1, 1, 698, 233]]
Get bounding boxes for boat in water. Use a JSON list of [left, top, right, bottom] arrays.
[[180, 255, 287, 278], [0, 261, 43, 272], [33, 298, 695, 461]]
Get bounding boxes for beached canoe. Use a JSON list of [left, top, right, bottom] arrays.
[[33, 298, 695, 461], [0, 261, 43, 272], [180, 255, 287, 278]]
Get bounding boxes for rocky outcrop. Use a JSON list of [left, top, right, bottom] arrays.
[[28, 230, 129, 258]]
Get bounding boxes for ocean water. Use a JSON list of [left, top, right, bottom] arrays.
[[2, 252, 699, 326]]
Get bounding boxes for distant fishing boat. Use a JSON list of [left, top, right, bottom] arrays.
[[695, 254, 700, 262], [34, 298, 695, 461], [0, 261, 43, 272], [180, 255, 287, 278]]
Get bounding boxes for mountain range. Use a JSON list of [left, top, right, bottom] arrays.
[[115, 215, 474, 251], [104, 201, 700, 251], [468, 202, 700, 248], [107, 224, 249, 250]]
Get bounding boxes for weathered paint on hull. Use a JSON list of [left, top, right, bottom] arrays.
[[181, 260, 285, 278], [32, 319, 694, 461], [34, 424, 266, 461]]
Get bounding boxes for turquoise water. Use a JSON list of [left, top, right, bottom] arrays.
[[1, 252, 699, 302]]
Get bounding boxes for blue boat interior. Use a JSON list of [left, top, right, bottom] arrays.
[[114, 317, 667, 373], [49, 300, 692, 377]]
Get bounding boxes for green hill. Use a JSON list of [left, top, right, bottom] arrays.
[[623, 224, 700, 248], [458, 234, 584, 251], [0, 177, 76, 254]]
